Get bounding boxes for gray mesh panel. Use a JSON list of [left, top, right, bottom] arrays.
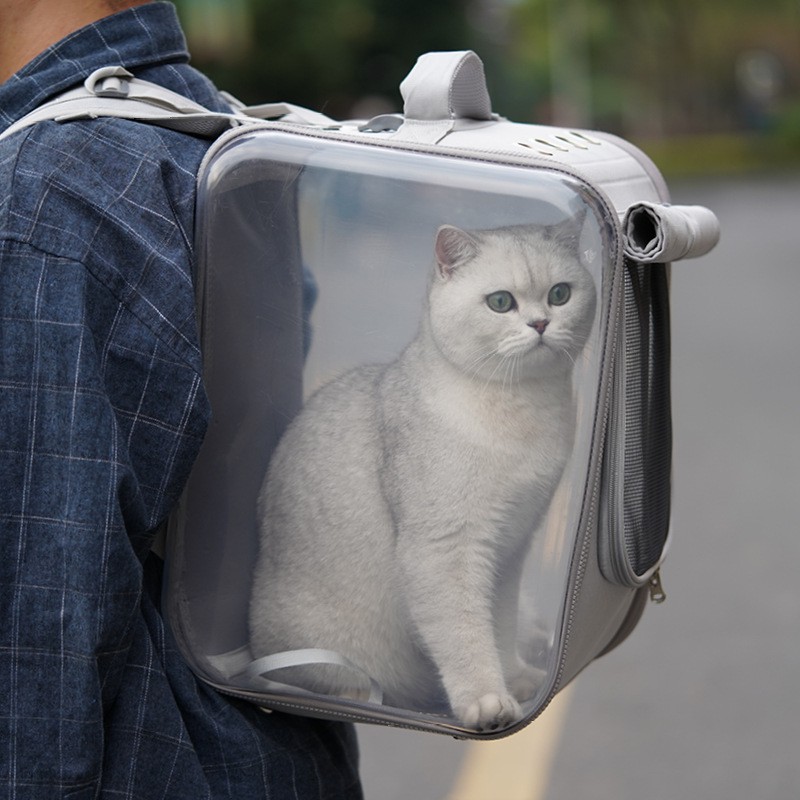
[[622, 261, 671, 577]]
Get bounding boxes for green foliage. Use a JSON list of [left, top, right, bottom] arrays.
[[175, 0, 800, 144], [176, 0, 479, 115], [774, 100, 800, 148]]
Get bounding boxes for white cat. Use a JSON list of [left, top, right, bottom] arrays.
[[249, 220, 597, 731]]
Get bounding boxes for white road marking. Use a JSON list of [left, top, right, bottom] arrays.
[[444, 686, 574, 800]]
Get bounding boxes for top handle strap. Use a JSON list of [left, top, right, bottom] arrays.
[[400, 50, 493, 122], [394, 51, 495, 144]]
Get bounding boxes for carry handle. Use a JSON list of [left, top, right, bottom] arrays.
[[400, 50, 493, 122], [394, 51, 495, 144]]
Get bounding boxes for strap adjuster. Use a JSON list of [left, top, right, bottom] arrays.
[[84, 66, 133, 98]]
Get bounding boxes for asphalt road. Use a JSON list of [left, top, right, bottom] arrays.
[[356, 172, 800, 800]]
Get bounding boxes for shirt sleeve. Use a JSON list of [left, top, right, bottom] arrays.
[[0, 235, 208, 791], [0, 113, 361, 798]]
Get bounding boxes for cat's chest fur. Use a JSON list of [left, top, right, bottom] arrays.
[[378, 353, 574, 546], [412, 356, 573, 472], [250, 221, 597, 730]]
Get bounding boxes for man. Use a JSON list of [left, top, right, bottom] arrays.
[[0, 1, 362, 796]]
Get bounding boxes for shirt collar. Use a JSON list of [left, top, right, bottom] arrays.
[[0, 2, 189, 128]]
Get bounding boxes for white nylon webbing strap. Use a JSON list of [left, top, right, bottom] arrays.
[[0, 67, 233, 140], [623, 202, 721, 263], [394, 50, 493, 145], [233, 101, 336, 128], [0, 66, 336, 142], [246, 649, 384, 704]]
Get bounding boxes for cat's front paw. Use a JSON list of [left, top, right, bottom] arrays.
[[507, 661, 547, 704], [458, 692, 522, 732]]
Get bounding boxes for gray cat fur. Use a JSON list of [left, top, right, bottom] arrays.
[[249, 221, 597, 731]]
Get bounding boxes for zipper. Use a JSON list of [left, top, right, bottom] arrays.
[[602, 259, 671, 589], [602, 259, 640, 587], [648, 568, 666, 603], [604, 321, 626, 581]]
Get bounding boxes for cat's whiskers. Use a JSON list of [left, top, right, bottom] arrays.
[[495, 355, 513, 391], [486, 347, 528, 396], [462, 342, 501, 381], [499, 353, 513, 393], [558, 346, 577, 367], [496, 335, 523, 358], [469, 346, 513, 398], [509, 352, 523, 391], [503, 353, 522, 393], [484, 350, 510, 390], [514, 352, 523, 387], [461, 338, 495, 364]]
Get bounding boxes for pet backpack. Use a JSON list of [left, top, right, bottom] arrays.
[[3, 52, 719, 738]]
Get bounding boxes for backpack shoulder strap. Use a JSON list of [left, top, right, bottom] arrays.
[[0, 66, 335, 142]]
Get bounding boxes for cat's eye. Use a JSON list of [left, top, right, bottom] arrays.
[[548, 283, 571, 306], [486, 291, 517, 313]]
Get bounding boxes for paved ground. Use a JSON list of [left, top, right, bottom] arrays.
[[544, 173, 800, 798], [356, 173, 800, 799]]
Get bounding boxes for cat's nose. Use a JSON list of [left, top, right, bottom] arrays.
[[528, 319, 549, 335]]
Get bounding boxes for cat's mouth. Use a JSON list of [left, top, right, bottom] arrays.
[[500, 336, 550, 360], [529, 336, 551, 352]]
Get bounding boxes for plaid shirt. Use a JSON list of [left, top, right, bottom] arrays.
[[0, 3, 361, 798]]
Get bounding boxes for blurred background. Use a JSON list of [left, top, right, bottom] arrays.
[[173, 0, 800, 176], [172, 1, 800, 797]]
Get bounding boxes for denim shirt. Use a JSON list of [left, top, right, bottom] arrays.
[[0, 3, 361, 797]]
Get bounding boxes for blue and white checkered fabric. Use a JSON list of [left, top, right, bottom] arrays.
[[0, 3, 361, 797]]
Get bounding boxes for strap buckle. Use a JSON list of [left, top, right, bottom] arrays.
[[84, 66, 133, 98]]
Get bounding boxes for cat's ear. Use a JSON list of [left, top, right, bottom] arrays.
[[542, 206, 588, 250], [435, 225, 479, 279]]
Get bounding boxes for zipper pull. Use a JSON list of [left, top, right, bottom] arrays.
[[648, 569, 666, 604]]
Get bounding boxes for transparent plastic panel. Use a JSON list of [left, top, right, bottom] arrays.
[[171, 131, 616, 735]]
